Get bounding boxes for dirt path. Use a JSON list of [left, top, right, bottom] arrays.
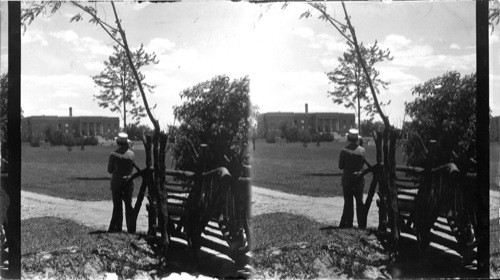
[[21, 191, 150, 232], [251, 186, 379, 228], [22, 187, 500, 230]]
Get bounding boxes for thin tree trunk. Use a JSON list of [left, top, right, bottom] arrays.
[[357, 86, 361, 132], [123, 88, 127, 131], [388, 129, 399, 250], [122, 68, 127, 132]]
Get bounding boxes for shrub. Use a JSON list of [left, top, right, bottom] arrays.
[[74, 136, 99, 147], [50, 130, 65, 146], [84, 136, 99, 146], [403, 71, 476, 170], [299, 130, 312, 143], [172, 75, 250, 177], [30, 135, 41, 147], [320, 132, 334, 142], [64, 133, 76, 147], [265, 131, 277, 144], [126, 124, 153, 141]]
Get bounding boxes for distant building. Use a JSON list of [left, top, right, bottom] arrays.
[[492, 116, 500, 142], [257, 103, 356, 138], [21, 107, 120, 141]]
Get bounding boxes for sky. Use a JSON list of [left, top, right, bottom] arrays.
[[0, 0, 498, 129]]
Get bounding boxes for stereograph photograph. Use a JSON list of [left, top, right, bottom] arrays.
[[0, 0, 497, 279]]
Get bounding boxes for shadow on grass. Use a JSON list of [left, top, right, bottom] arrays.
[[319, 225, 337, 230], [21, 217, 250, 279], [88, 230, 109, 234], [386, 234, 479, 279], [302, 172, 342, 177], [144, 235, 250, 279], [70, 176, 111, 181]]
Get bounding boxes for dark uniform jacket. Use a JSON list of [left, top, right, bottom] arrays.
[[339, 142, 365, 177], [108, 147, 135, 190]]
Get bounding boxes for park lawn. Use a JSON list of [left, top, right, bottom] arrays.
[[250, 140, 405, 197], [21, 143, 166, 201], [491, 141, 500, 191]]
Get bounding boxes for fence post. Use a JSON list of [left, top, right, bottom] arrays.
[[361, 131, 379, 228], [388, 129, 400, 251], [374, 131, 387, 232], [154, 132, 170, 254], [144, 135, 157, 236]]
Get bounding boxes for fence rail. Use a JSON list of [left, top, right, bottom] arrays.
[[394, 165, 477, 263]]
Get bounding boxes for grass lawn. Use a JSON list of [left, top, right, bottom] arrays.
[[21, 217, 247, 279], [250, 212, 391, 279], [21, 216, 155, 279], [491, 141, 500, 191], [251, 212, 480, 279], [491, 217, 500, 277], [21, 143, 175, 201], [250, 140, 405, 197]]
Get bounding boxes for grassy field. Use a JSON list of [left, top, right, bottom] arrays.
[[491, 141, 500, 190], [250, 140, 405, 197], [21, 143, 172, 201], [22, 140, 495, 200]]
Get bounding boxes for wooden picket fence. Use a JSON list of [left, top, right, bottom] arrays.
[[394, 165, 477, 263], [163, 167, 251, 266]]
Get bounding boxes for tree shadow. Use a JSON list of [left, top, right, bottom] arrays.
[[82, 232, 251, 279], [380, 233, 479, 279], [302, 172, 342, 177], [145, 236, 251, 279], [70, 177, 110, 181]]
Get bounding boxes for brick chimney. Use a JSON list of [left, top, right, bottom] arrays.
[[69, 107, 73, 117], [305, 103, 308, 114]]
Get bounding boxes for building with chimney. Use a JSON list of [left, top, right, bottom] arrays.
[[257, 103, 356, 138], [21, 107, 120, 141]]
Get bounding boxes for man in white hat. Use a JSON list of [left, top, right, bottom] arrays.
[[338, 128, 366, 229], [107, 132, 135, 232]]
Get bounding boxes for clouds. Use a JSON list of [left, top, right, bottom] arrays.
[[49, 30, 113, 56], [16, 2, 480, 126], [22, 29, 49, 46], [147, 38, 176, 55], [22, 73, 94, 102], [491, 32, 500, 44], [291, 26, 315, 39], [250, 70, 339, 113], [21, 73, 112, 118], [380, 34, 475, 72], [290, 26, 348, 54]]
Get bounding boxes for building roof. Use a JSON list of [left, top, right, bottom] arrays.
[[27, 115, 119, 120], [262, 111, 354, 116]]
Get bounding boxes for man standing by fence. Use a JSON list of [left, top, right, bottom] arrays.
[[338, 128, 366, 229], [108, 132, 135, 233]]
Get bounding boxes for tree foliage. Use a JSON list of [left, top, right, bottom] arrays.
[[403, 71, 476, 170], [172, 75, 250, 177], [490, 1, 500, 33], [93, 44, 158, 129], [359, 119, 385, 135], [327, 41, 392, 126], [125, 123, 153, 141]]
